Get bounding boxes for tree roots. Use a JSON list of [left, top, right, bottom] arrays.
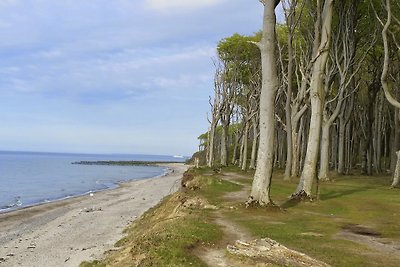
[[245, 197, 278, 209], [290, 190, 313, 202]]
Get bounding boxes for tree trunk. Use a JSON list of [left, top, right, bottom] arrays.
[[284, 27, 294, 181], [247, 1, 279, 206], [220, 121, 228, 166], [241, 123, 249, 171], [292, 0, 334, 199], [249, 116, 258, 169], [338, 106, 347, 174], [391, 110, 399, 171], [392, 151, 400, 188], [231, 131, 239, 165], [207, 122, 217, 167], [319, 122, 330, 181], [379, 0, 400, 186]]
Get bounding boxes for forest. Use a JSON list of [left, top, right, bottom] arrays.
[[199, 0, 400, 205]]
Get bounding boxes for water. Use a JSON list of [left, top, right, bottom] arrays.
[[0, 151, 185, 213]]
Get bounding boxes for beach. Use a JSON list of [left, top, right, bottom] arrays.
[[0, 163, 188, 267]]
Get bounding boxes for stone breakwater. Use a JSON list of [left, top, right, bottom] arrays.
[[72, 160, 183, 166]]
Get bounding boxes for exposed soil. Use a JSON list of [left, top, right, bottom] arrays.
[[335, 224, 400, 259]]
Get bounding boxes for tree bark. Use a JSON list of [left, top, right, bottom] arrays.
[[249, 116, 258, 169], [241, 123, 249, 171], [220, 119, 229, 166], [283, 0, 296, 181], [207, 122, 217, 167], [247, 0, 279, 206], [292, 0, 334, 199], [392, 151, 400, 188]]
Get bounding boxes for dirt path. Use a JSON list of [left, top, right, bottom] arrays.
[[335, 227, 400, 259], [194, 171, 256, 267]]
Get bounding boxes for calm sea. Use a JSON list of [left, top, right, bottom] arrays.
[[0, 151, 185, 213]]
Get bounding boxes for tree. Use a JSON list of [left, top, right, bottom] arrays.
[[375, 0, 400, 187], [291, 0, 335, 200], [281, 0, 304, 181], [206, 60, 224, 168], [247, 0, 280, 206]]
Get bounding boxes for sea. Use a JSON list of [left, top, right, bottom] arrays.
[[0, 151, 185, 213]]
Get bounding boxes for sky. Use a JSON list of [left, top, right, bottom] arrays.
[[0, 0, 279, 156]]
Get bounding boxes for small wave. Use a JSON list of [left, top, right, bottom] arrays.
[[7, 197, 23, 208], [0, 197, 23, 213]]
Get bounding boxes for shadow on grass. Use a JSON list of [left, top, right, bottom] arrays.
[[280, 185, 374, 209], [280, 198, 301, 209], [320, 186, 373, 200]]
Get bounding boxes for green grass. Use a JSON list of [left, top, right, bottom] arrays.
[[199, 176, 243, 204], [109, 193, 223, 267], [218, 170, 400, 267], [141, 214, 220, 267]]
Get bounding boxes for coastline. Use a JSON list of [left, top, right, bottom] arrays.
[[0, 163, 188, 267], [0, 164, 172, 215]]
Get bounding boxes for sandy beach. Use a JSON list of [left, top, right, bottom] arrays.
[[0, 163, 188, 267]]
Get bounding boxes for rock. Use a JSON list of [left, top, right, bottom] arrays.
[[6, 253, 15, 257], [0, 257, 6, 262], [27, 243, 36, 249]]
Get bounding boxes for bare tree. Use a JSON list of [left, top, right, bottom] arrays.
[[247, 0, 280, 206], [375, 0, 400, 187], [281, 0, 305, 181], [291, 0, 335, 199], [207, 60, 224, 167]]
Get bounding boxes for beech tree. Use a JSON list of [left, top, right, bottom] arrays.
[[375, 0, 400, 187], [291, 0, 335, 200], [247, 0, 280, 206], [206, 60, 224, 168]]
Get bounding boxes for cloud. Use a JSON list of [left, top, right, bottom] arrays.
[[145, 0, 224, 11], [0, 0, 263, 155]]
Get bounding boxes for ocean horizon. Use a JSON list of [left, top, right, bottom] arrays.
[[0, 150, 186, 213]]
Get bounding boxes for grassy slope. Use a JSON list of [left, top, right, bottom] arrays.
[[82, 167, 400, 267]]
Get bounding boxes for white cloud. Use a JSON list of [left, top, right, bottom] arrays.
[[145, 0, 224, 11]]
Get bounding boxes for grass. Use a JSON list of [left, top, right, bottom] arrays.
[[198, 176, 242, 204], [222, 168, 400, 266], [81, 167, 400, 267]]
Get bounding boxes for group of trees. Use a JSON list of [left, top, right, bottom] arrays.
[[201, 0, 400, 205]]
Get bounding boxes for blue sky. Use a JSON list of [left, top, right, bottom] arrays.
[[0, 0, 278, 156]]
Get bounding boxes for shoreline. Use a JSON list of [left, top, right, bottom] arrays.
[[0, 163, 188, 267], [0, 164, 173, 215]]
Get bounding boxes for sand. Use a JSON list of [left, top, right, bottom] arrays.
[[0, 163, 188, 267]]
